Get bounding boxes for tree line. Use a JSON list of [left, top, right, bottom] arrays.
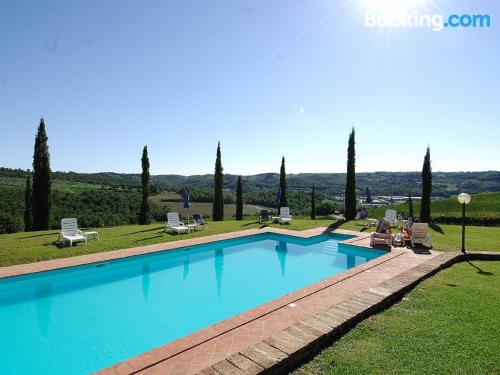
[[207, 128, 432, 223], [11, 119, 434, 233], [18, 120, 160, 233], [2, 168, 495, 198], [343, 128, 432, 222]]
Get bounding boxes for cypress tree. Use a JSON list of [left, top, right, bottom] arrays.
[[408, 191, 414, 220], [32, 118, 52, 230], [310, 184, 316, 220], [420, 147, 432, 222], [138, 146, 150, 225], [344, 128, 357, 220], [213, 142, 224, 221], [24, 170, 33, 231], [279, 156, 288, 212], [236, 176, 243, 221], [365, 186, 372, 204]]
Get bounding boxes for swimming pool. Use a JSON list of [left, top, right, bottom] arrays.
[[0, 233, 385, 374]]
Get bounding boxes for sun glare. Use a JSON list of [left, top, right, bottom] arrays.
[[363, 0, 427, 17]]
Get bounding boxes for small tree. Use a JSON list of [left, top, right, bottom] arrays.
[[408, 191, 414, 220], [138, 146, 150, 225], [279, 156, 288, 212], [212, 142, 224, 221], [344, 128, 357, 220], [310, 184, 316, 220], [32, 118, 52, 230], [24, 170, 33, 231], [420, 147, 432, 222], [236, 176, 243, 220], [365, 186, 372, 204]]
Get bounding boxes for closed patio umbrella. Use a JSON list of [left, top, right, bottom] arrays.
[[275, 188, 281, 215], [181, 189, 190, 224]]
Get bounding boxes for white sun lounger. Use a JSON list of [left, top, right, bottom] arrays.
[[60, 218, 87, 247], [384, 209, 398, 225], [279, 207, 293, 224], [189, 213, 206, 231], [166, 212, 191, 234], [410, 223, 432, 247]]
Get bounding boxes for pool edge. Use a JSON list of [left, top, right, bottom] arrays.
[[0, 227, 372, 279]]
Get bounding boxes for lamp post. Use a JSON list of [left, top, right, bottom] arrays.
[[457, 193, 471, 253]]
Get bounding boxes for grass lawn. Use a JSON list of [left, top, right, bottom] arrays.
[[0, 219, 325, 267], [368, 191, 500, 223], [0, 219, 498, 267], [293, 261, 500, 375]]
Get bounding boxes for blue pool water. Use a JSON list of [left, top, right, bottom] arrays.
[[0, 233, 385, 374]]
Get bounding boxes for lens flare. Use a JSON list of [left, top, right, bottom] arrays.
[[363, 0, 427, 18]]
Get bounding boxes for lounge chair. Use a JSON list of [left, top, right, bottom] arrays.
[[259, 210, 270, 223], [166, 212, 191, 234], [190, 213, 207, 231], [358, 207, 377, 226], [358, 207, 368, 220], [60, 218, 87, 247], [384, 209, 398, 225], [370, 218, 392, 247], [410, 223, 432, 247], [279, 207, 292, 224]]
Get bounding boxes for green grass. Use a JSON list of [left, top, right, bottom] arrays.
[[369, 192, 500, 223], [0, 219, 328, 267], [0, 219, 498, 267], [294, 261, 500, 375]]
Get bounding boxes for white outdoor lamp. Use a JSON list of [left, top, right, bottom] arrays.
[[457, 193, 471, 253]]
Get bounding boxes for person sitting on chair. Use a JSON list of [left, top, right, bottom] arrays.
[[402, 217, 419, 239], [370, 218, 393, 246]]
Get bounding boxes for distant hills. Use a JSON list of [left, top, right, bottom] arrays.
[[1, 167, 499, 233], [1, 167, 499, 198]]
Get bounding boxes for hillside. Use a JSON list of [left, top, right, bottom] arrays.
[[2, 168, 499, 197], [368, 192, 500, 226], [1, 167, 499, 233], [149, 192, 270, 218]]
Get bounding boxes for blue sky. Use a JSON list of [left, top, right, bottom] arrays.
[[0, 0, 498, 175]]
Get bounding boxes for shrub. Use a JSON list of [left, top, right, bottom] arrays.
[[0, 213, 23, 234]]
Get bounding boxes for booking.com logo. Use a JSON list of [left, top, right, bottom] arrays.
[[365, 11, 491, 31]]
